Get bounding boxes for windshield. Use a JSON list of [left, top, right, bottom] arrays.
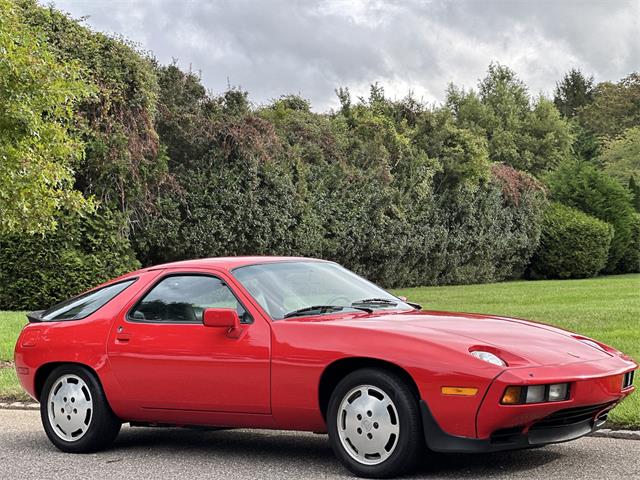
[[232, 261, 412, 320]]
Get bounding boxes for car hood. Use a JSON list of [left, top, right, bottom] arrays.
[[317, 309, 612, 367]]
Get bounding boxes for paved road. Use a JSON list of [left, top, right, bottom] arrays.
[[1, 410, 639, 479]]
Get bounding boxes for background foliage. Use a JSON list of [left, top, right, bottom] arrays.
[[0, 0, 92, 234], [528, 202, 613, 279], [0, 1, 638, 309], [546, 160, 636, 273], [0, 208, 139, 310]]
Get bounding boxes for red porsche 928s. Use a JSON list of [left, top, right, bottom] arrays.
[[14, 257, 637, 478]]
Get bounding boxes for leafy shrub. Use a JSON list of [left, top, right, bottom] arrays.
[[0, 0, 93, 234], [547, 160, 636, 273], [0, 14, 560, 308], [18, 0, 172, 224], [0, 209, 140, 310], [618, 213, 640, 273], [409, 164, 546, 287], [528, 203, 613, 279]]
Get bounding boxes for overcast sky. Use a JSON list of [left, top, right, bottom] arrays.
[[48, 0, 639, 111]]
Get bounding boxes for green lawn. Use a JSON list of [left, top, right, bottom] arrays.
[[0, 311, 27, 362], [0, 311, 30, 401], [0, 367, 27, 401], [1, 274, 638, 425], [394, 274, 640, 427]]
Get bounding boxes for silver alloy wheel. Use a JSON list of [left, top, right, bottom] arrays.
[[47, 374, 93, 442], [336, 384, 400, 466]]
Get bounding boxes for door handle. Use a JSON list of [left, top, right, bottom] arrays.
[[115, 333, 131, 343]]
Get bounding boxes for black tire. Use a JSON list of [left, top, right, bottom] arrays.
[[327, 368, 424, 478], [40, 364, 121, 453]]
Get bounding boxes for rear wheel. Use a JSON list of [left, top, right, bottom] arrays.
[[327, 368, 424, 478], [40, 365, 121, 453]]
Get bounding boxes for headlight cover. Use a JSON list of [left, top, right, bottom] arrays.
[[501, 383, 571, 404], [470, 350, 507, 367]]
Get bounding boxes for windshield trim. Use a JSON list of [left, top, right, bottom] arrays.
[[229, 258, 330, 273]]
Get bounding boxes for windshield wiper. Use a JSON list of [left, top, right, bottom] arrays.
[[283, 304, 373, 319], [351, 298, 398, 307], [284, 305, 345, 319]]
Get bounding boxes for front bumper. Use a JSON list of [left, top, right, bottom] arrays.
[[422, 356, 636, 453], [420, 399, 610, 453]]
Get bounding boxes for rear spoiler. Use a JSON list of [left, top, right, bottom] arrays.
[[26, 310, 45, 323]]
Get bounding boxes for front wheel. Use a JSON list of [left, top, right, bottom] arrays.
[[40, 365, 121, 453], [327, 368, 424, 478]]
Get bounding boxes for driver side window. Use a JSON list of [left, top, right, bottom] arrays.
[[129, 275, 252, 324]]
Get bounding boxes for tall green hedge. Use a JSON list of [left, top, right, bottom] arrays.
[[0, 209, 140, 310], [546, 160, 636, 273], [17, 0, 171, 225], [619, 213, 640, 273], [528, 203, 614, 279], [135, 69, 547, 289], [2, 6, 610, 310]]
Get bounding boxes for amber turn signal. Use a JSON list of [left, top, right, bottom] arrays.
[[441, 386, 479, 396], [501, 386, 522, 404]]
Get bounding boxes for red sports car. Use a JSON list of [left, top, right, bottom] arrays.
[[14, 257, 637, 478]]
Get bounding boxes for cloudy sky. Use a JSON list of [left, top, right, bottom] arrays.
[[49, 0, 639, 111]]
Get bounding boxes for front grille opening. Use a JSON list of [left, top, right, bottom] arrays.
[[490, 426, 524, 444], [623, 371, 635, 389], [530, 402, 614, 430]]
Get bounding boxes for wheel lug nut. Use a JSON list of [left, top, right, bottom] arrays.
[[67, 415, 71, 420], [367, 410, 372, 417], [357, 414, 362, 420], [367, 433, 373, 439], [357, 428, 362, 434], [373, 422, 379, 429]]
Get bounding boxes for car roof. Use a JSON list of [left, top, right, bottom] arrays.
[[137, 256, 329, 273]]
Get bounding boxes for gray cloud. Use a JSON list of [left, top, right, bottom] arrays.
[[49, 0, 640, 111]]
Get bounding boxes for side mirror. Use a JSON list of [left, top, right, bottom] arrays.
[[203, 308, 242, 337], [398, 296, 408, 302]]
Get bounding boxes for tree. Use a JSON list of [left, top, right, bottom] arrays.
[[413, 108, 490, 190], [630, 176, 640, 212], [447, 64, 573, 176], [554, 69, 594, 118], [18, 0, 172, 228], [578, 73, 640, 139], [0, 0, 93, 234], [599, 127, 640, 186]]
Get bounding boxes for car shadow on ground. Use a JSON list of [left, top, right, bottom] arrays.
[[109, 426, 564, 478]]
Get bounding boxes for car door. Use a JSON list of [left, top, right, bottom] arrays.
[[106, 268, 271, 414]]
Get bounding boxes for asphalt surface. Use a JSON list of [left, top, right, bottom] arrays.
[[1, 410, 639, 480]]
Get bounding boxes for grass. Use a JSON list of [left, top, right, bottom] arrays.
[[0, 274, 638, 425], [394, 273, 640, 427], [0, 311, 27, 362], [0, 367, 29, 401], [0, 310, 30, 402]]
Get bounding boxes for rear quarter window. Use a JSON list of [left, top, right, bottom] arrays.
[[41, 279, 136, 321]]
